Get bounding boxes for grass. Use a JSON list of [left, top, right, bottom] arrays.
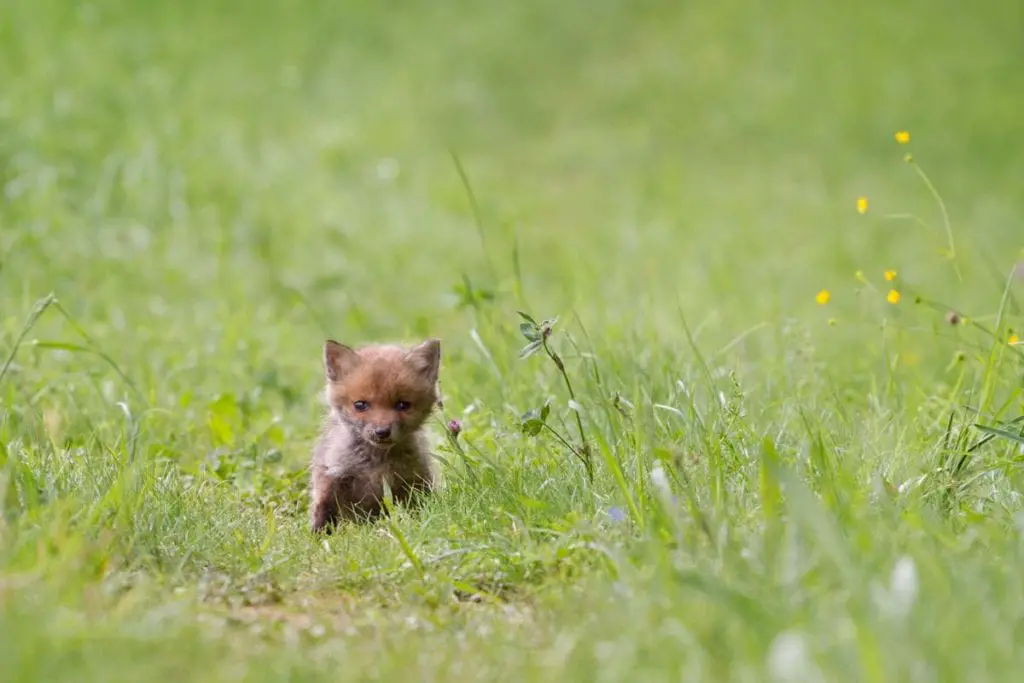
[[2, 0, 1024, 680]]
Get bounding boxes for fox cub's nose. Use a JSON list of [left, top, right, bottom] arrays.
[[374, 426, 392, 439]]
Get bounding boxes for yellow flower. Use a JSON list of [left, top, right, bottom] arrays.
[[887, 289, 901, 304], [895, 131, 910, 144], [856, 196, 869, 215], [816, 289, 831, 305], [884, 269, 897, 282], [1010, 334, 1020, 346]]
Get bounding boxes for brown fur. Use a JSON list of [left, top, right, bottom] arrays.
[[309, 338, 440, 532]]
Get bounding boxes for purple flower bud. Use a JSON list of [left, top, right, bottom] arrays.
[[447, 419, 462, 437]]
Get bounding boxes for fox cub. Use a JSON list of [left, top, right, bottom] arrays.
[[309, 338, 441, 532]]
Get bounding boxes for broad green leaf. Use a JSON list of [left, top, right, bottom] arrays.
[[516, 310, 537, 324], [520, 322, 540, 341], [519, 340, 543, 359]]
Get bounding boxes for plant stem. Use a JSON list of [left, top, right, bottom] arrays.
[[541, 423, 588, 470], [542, 337, 593, 482], [909, 160, 961, 282], [0, 293, 56, 386]]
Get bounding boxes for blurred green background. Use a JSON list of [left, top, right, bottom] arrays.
[[2, 0, 1024, 680], [5, 0, 1022, 346]]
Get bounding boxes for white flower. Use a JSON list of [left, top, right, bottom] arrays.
[[871, 555, 918, 619], [651, 463, 671, 500], [888, 555, 919, 617], [767, 630, 823, 683]]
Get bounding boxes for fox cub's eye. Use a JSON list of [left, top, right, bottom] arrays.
[[353, 400, 369, 412], [394, 400, 411, 412]]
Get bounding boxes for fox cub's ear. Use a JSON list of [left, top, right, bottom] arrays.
[[406, 338, 441, 384], [324, 340, 359, 382]]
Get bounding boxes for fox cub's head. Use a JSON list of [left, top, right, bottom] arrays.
[[323, 338, 441, 448]]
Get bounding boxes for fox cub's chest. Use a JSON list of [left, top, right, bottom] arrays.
[[353, 457, 428, 504], [357, 463, 400, 496]]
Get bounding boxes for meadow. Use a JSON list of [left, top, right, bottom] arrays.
[[2, 0, 1024, 680]]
